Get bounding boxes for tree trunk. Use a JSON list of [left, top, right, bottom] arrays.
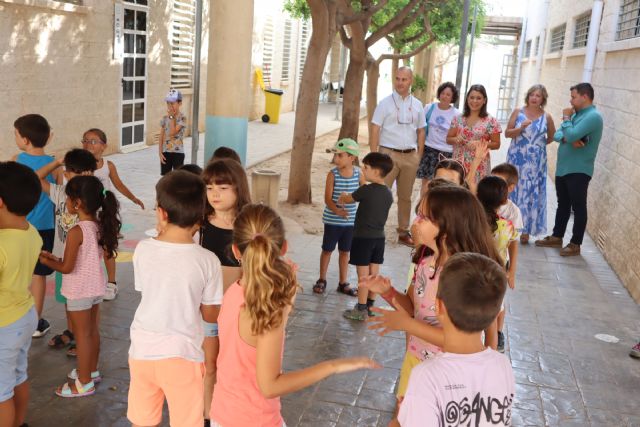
[[366, 57, 380, 141], [287, 1, 336, 204], [338, 22, 367, 140]]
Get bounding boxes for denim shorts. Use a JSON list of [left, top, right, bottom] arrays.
[[0, 306, 37, 402], [67, 295, 103, 312], [321, 224, 354, 252]]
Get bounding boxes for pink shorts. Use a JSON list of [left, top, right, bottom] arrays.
[[127, 358, 205, 427]]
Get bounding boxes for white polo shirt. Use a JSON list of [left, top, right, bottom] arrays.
[[372, 91, 426, 151]]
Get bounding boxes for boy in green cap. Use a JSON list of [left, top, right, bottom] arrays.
[[313, 138, 365, 296]]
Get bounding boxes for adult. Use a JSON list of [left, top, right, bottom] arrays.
[[505, 84, 556, 244], [446, 84, 501, 181], [416, 82, 460, 195], [535, 83, 603, 256], [370, 67, 426, 247]]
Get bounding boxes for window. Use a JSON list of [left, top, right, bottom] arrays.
[[124, 0, 148, 4], [617, 0, 640, 40], [169, 0, 196, 89], [298, 21, 310, 79], [534, 36, 540, 56], [573, 12, 591, 48], [524, 40, 532, 57], [281, 20, 292, 84], [262, 17, 275, 87], [550, 24, 566, 52]]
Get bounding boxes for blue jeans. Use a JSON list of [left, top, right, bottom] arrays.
[[0, 307, 37, 402]]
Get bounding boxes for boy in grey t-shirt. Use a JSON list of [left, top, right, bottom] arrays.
[[337, 152, 394, 321]]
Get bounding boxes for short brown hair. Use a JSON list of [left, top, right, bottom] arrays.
[[437, 252, 507, 333], [14, 114, 50, 148], [156, 170, 206, 228], [491, 163, 518, 187], [524, 84, 548, 108]]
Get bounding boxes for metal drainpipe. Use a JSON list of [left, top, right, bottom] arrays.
[[582, 0, 604, 83], [535, 0, 551, 83], [190, 0, 203, 164], [512, 14, 527, 113]]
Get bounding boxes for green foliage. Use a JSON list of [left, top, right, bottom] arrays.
[[284, 0, 310, 20], [411, 74, 427, 93]]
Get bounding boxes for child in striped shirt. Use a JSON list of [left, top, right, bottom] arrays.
[[313, 138, 365, 296]]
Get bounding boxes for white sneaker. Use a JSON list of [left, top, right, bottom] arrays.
[[104, 282, 118, 301]]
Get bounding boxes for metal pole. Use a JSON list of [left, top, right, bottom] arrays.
[[191, 0, 203, 164], [464, 4, 478, 97], [582, 0, 603, 83], [454, 0, 471, 108], [335, 42, 347, 121]]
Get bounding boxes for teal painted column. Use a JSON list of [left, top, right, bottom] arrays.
[[205, 0, 254, 166]]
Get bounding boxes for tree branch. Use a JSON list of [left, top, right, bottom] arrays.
[[339, 25, 352, 49], [340, 0, 390, 25], [375, 13, 434, 65], [366, 0, 422, 48]]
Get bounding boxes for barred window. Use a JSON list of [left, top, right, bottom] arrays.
[[298, 21, 310, 79], [170, 0, 196, 89], [550, 24, 566, 52], [573, 12, 591, 48], [281, 20, 292, 84], [524, 40, 532, 57], [616, 0, 640, 40], [534, 36, 540, 56], [262, 17, 275, 86]]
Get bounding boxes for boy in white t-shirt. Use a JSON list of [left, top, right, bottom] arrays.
[[36, 149, 97, 352], [398, 253, 515, 427], [127, 170, 223, 427]]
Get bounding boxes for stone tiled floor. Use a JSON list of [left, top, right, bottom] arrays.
[[23, 123, 640, 426]]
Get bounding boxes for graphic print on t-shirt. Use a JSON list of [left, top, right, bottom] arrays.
[[436, 387, 514, 426]]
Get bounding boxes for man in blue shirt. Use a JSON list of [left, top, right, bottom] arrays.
[[535, 83, 603, 256]]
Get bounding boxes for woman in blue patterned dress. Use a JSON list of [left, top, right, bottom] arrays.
[[505, 84, 556, 244]]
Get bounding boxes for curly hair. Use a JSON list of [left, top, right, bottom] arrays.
[[233, 204, 299, 335]]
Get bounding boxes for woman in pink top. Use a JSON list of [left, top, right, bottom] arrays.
[[211, 204, 378, 427], [40, 176, 121, 398]]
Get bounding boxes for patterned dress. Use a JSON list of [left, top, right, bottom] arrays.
[[506, 110, 548, 236], [450, 115, 502, 180]]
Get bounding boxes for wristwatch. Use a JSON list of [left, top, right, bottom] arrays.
[[169, 115, 175, 120]]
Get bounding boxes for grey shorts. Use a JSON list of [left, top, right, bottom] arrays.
[[67, 295, 103, 311]]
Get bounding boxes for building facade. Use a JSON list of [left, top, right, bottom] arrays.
[[517, 0, 640, 300]]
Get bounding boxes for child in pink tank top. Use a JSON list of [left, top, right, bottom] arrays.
[[39, 175, 121, 398], [210, 204, 379, 427]]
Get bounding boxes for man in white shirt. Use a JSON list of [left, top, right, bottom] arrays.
[[370, 67, 426, 247]]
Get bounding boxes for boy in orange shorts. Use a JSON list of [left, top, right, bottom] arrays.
[[127, 170, 222, 427]]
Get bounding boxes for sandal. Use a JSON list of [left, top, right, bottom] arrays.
[[55, 378, 95, 398], [520, 233, 530, 245], [337, 282, 358, 297], [68, 368, 102, 384], [66, 345, 77, 358], [48, 330, 74, 349], [313, 279, 327, 294]]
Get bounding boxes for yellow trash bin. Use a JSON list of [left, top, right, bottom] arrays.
[[262, 89, 284, 124]]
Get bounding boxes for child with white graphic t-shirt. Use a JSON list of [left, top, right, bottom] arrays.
[[398, 253, 515, 427]]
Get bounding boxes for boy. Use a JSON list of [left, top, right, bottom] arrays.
[[0, 162, 43, 427], [127, 170, 223, 427], [313, 138, 365, 296], [36, 149, 97, 351], [339, 152, 394, 321], [491, 162, 522, 353], [209, 146, 242, 164], [13, 113, 61, 338], [159, 89, 187, 175], [398, 253, 515, 426]]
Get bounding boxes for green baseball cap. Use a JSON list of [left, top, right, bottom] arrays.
[[331, 138, 359, 156]]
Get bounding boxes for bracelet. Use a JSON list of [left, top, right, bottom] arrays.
[[169, 115, 175, 120], [203, 321, 219, 337], [382, 287, 397, 301]]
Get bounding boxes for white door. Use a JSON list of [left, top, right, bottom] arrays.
[[120, 1, 148, 151]]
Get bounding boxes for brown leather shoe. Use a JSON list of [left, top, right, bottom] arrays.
[[560, 243, 581, 257], [398, 233, 414, 247], [534, 235, 563, 248]]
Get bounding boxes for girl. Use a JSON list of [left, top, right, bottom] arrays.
[[360, 186, 503, 413], [39, 176, 121, 397], [446, 84, 502, 181], [210, 204, 378, 427], [82, 128, 143, 301], [199, 158, 251, 425], [432, 158, 466, 187]]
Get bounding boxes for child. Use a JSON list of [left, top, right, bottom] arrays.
[[127, 170, 222, 427], [39, 176, 121, 397], [477, 175, 519, 353], [432, 157, 467, 187], [209, 146, 242, 164], [178, 163, 203, 175], [338, 152, 394, 321], [361, 186, 503, 419], [82, 128, 144, 301], [0, 162, 42, 427], [210, 203, 378, 426], [13, 113, 61, 338], [159, 89, 187, 175], [313, 138, 365, 296], [492, 163, 524, 242], [397, 253, 515, 426], [35, 149, 98, 353], [199, 158, 250, 424]]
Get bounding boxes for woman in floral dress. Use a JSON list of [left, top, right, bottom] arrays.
[[505, 84, 556, 244], [446, 84, 502, 182]]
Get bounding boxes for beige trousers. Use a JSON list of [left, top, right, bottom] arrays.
[[380, 147, 420, 233]]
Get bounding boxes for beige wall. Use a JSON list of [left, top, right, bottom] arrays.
[[517, 0, 640, 301], [0, 0, 209, 158]]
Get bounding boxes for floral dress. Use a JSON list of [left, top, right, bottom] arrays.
[[450, 115, 502, 180], [506, 110, 548, 236]]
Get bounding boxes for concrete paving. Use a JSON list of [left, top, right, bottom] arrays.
[[24, 110, 640, 427]]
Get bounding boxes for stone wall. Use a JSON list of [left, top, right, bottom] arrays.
[[517, 0, 640, 301]]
